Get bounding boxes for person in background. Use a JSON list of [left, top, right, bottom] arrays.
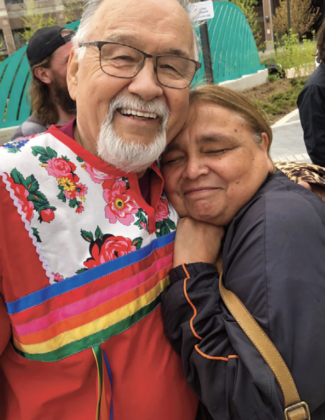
[[161, 84, 325, 420], [297, 18, 325, 166], [11, 26, 76, 140]]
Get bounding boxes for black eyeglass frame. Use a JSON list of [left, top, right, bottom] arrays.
[[79, 41, 202, 89]]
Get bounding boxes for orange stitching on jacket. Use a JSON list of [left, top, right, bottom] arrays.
[[182, 264, 202, 340], [195, 344, 238, 361]]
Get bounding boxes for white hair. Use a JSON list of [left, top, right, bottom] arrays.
[[73, 0, 200, 61], [97, 93, 170, 173]]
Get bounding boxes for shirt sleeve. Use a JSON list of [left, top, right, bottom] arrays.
[[297, 84, 325, 166]]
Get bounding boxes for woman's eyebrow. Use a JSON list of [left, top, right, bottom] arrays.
[[197, 133, 238, 145]]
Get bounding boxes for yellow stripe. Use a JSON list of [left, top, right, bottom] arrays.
[[92, 348, 101, 420], [14, 277, 169, 354]]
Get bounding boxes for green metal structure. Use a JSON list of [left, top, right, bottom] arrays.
[[0, 1, 264, 130], [192, 1, 264, 86]]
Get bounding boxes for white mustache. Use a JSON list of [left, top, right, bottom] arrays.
[[108, 94, 170, 125]]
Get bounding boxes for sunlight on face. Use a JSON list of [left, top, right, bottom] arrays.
[[161, 103, 274, 226]]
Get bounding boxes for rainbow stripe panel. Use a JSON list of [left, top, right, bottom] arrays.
[[6, 232, 175, 362]]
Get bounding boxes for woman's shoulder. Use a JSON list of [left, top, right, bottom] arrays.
[[230, 169, 325, 242], [262, 169, 325, 225]]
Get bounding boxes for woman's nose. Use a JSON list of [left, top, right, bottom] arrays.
[[183, 156, 209, 180]]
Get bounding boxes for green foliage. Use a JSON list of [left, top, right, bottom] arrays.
[[272, 0, 320, 38], [64, 1, 84, 24], [254, 77, 307, 116], [267, 75, 278, 82], [274, 30, 316, 75], [19, 0, 58, 42], [231, 0, 262, 48]]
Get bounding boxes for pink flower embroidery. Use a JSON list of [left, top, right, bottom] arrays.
[[140, 221, 147, 230], [104, 180, 139, 225], [46, 157, 79, 183], [155, 197, 169, 222], [84, 236, 136, 269], [83, 162, 115, 188], [7, 175, 34, 223], [53, 273, 64, 282]]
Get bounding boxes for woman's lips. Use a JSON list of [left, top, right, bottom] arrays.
[[184, 187, 220, 196]]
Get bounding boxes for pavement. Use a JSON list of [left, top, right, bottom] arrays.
[[270, 108, 311, 163]]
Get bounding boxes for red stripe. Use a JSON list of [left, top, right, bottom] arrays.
[[10, 242, 173, 326]]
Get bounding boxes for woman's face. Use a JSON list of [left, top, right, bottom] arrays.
[[161, 103, 274, 226]]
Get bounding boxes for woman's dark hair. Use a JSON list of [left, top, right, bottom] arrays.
[[316, 18, 325, 64]]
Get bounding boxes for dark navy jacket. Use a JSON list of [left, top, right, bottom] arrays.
[[297, 63, 325, 166], [162, 170, 325, 420]]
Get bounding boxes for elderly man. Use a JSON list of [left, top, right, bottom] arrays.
[[11, 26, 76, 140], [0, 0, 200, 419]]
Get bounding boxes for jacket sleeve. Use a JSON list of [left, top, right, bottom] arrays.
[[161, 263, 283, 420], [297, 84, 325, 166]]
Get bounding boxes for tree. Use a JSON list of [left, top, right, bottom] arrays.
[[272, 0, 320, 38], [64, 1, 84, 24], [231, 0, 262, 48], [19, 0, 58, 43]]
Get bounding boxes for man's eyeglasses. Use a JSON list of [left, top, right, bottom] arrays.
[[79, 41, 202, 89]]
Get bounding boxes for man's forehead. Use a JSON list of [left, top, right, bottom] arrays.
[[102, 32, 191, 57], [91, 0, 194, 55]]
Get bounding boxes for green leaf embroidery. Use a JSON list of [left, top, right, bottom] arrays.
[[155, 221, 163, 230], [95, 226, 104, 241], [25, 175, 39, 193], [69, 199, 78, 208], [76, 267, 88, 274], [61, 155, 70, 162], [28, 190, 49, 207], [31, 146, 47, 156], [81, 230, 94, 242], [76, 156, 84, 163], [132, 237, 143, 250], [57, 190, 66, 202], [46, 147, 58, 159], [165, 218, 176, 231], [10, 168, 27, 187], [32, 227, 42, 243], [161, 224, 170, 236]]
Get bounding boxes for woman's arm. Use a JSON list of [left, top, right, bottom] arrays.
[[162, 261, 283, 420]]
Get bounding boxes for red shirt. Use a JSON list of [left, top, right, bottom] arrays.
[[0, 126, 198, 420]]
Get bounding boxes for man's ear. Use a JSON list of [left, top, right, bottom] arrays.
[[67, 48, 79, 101], [34, 66, 52, 84]]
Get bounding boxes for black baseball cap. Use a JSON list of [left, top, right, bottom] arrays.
[[27, 26, 75, 67]]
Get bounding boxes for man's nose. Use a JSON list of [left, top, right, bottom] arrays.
[[183, 156, 209, 180], [128, 59, 164, 101]]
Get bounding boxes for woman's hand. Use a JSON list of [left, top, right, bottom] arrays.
[[173, 217, 224, 268]]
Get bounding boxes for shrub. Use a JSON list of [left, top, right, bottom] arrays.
[[274, 31, 317, 76], [267, 75, 278, 82]]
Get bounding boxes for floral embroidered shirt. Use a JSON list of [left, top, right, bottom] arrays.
[[0, 127, 198, 420]]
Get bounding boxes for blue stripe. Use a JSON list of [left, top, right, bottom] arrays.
[[6, 231, 175, 315], [103, 350, 114, 420]]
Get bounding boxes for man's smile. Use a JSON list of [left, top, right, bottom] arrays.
[[117, 108, 159, 121]]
